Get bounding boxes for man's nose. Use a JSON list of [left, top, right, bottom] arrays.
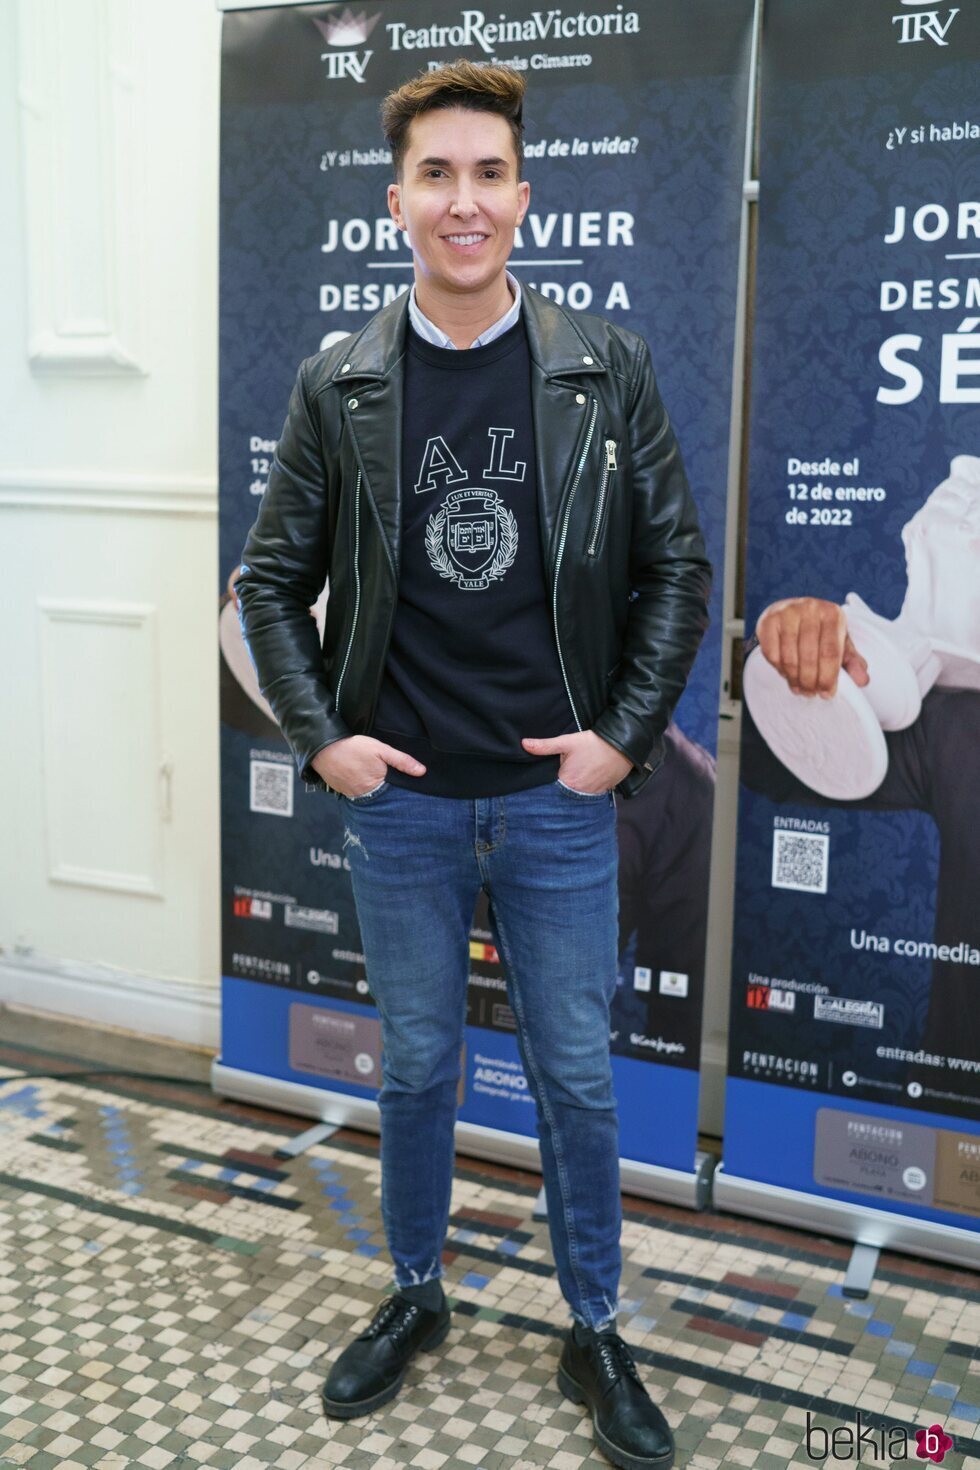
[[450, 192, 478, 219]]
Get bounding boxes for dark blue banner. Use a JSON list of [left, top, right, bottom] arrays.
[[729, 0, 980, 1229], [218, 0, 751, 1175]]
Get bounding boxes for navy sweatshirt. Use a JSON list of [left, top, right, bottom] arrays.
[[371, 316, 576, 797]]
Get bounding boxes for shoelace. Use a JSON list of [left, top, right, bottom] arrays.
[[594, 1332, 643, 1390], [361, 1297, 420, 1343]]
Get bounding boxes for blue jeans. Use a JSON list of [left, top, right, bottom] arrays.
[[339, 776, 622, 1329]]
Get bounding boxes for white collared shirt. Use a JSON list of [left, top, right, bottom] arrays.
[[408, 271, 522, 349]]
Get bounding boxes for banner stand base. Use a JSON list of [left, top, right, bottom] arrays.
[[842, 1242, 880, 1299], [712, 1164, 980, 1273], [212, 1060, 712, 1210], [278, 1120, 341, 1158]]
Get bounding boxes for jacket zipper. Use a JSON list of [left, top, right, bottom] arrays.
[[587, 440, 617, 557], [552, 396, 598, 731], [334, 469, 361, 711]]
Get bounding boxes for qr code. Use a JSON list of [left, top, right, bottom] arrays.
[[250, 759, 293, 817], [771, 830, 828, 893]]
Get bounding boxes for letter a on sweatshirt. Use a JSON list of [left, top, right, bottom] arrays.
[[415, 435, 467, 493]]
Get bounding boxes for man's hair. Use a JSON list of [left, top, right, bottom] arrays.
[[381, 60, 526, 179]]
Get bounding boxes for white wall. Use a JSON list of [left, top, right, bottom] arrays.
[[0, 0, 224, 1045]]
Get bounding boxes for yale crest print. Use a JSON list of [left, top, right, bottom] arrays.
[[425, 487, 519, 591]]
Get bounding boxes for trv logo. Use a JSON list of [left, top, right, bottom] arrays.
[[803, 1410, 953, 1462], [312, 8, 380, 83], [892, 3, 959, 46], [321, 50, 372, 82]]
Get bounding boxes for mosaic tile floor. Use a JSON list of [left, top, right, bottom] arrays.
[[1, 1005, 978, 1470]]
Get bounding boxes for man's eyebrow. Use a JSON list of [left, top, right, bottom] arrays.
[[415, 155, 510, 170]]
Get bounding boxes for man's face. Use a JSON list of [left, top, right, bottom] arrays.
[[387, 107, 530, 299]]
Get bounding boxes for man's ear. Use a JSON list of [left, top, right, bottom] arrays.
[[388, 182, 405, 231], [516, 178, 530, 227]]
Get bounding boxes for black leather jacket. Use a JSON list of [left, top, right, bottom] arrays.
[[237, 286, 711, 800]]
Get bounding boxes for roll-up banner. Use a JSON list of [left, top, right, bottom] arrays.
[[721, 0, 980, 1263], [215, 0, 751, 1198]]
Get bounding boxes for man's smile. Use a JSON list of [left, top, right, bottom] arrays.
[[441, 232, 490, 249]]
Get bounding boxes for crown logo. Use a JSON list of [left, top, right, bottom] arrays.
[[312, 7, 380, 47]]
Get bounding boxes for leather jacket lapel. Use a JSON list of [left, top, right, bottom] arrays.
[[523, 288, 607, 565], [331, 292, 410, 577], [530, 374, 595, 567], [344, 368, 403, 577]]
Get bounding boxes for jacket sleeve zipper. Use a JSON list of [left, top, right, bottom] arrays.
[[552, 396, 598, 731], [586, 439, 617, 557], [334, 469, 361, 711]]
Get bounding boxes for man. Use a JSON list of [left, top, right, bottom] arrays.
[[237, 59, 710, 1470]]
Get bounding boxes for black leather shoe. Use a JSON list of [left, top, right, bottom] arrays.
[[558, 1326, 675, 1469], [321, 1294, 451, 1420]]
